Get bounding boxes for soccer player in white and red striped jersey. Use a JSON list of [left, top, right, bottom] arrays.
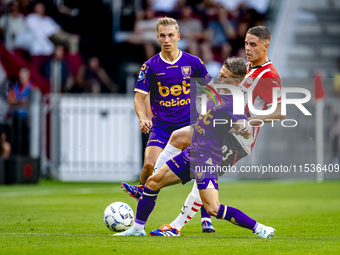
[[149, 25, 286, 236], [235, 25, 283, 155]]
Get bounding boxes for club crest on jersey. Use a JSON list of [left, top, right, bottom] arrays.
[[181, 66, 192, 78], [138, 71, 145, 81], [196, 171, 205, 181], [247, 77, 253, 84]]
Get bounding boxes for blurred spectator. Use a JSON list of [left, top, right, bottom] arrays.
[[9, 66, 36, 109], [201, 42, 221, 78], [205, 6, 236, 61], [0, 130, 10, 158], [0, 78, 11, 159], [151, 0, 180, 15], [0, 0, 6, 17], [127, 8, 159, 60], [14, 1, 79, 58], [333, 57, 340, 97], [177, 5, 205, 56], [43, 45, 73, 93], [76, 57, 117, 93], [26, 2, 79, 54], [8, 66, 37, 155], [19, 0, 34, 16], [0, 0, 25, 51]]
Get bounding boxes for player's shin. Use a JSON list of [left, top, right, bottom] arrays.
[[170, 182, 202, 230], [216, 205, 257, 231], [133, 187, 159, 231], [153, 143, 181, 174]]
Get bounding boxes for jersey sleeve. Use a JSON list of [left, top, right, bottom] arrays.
[[134, 63, 152, 95], [193, 58, 213, 85], [256, 72, 281, 107]]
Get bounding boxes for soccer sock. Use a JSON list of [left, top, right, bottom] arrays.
[[153, 143, 181, 174], [216, 204, 257, 231], [200, 205, 212, 223], [133, 187, 159, 231], [170, 182, 203, 231]]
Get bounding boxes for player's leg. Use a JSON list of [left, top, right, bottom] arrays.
[[140, 146, 163, 184], [115, 150, 191, 236], [199, 188, 276, 239], [121, 145, 163, 200], [122, 125, 176, 200], [199, 135, 250, 232], [153, 126, 192, 174], [170, 181, 202, 231]]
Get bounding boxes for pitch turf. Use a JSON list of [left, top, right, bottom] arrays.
[[0, 180, 339, 255]]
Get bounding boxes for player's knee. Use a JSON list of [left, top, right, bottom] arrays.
[[169, 129, 190, 150], [143, 163, 155, 173]]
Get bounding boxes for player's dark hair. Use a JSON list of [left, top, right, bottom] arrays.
[[224, 57, 247, 79], [246, 26, 271, 43]]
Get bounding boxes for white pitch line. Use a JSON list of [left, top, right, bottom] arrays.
[[0, 187, 122, 198]]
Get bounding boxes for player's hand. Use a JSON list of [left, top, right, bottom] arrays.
[[140, 119, 152, 134], [233, 122, 252, 139]]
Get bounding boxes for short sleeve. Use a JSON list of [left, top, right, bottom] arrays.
[[193, 58, 213, 85], [134, 63, 151, 95]]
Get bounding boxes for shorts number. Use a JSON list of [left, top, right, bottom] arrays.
[[222, 145, 233, 161]]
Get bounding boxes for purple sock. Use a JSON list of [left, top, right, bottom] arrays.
[[216, 204, 257, 231], [135, 187, 159, 225], [200, 205, 211, 219]]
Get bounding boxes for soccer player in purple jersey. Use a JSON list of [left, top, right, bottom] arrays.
[[115, 58, 276, 238], [122, 18, 212, 194]]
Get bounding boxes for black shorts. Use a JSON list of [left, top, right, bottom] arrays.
[[220, 133, 248, 176]]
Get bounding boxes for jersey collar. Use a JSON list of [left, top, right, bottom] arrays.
[[159, 50, 182, 65], [248, 60, 271, 70]]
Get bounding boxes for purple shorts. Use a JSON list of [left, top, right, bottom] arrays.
[[146, 125, 177, 149], [166, 147, 219, 190]]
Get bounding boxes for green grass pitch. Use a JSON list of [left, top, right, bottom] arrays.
[[0, 180, 339, 254]]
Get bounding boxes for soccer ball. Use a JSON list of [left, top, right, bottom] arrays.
[[103, 202, 134, 232]]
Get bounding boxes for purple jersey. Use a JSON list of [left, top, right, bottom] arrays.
[[191, 94, 247, 162], [135, 51, 212, 128]]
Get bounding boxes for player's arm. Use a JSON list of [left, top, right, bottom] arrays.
[[232, 118, 252, 139], [247, 103, 286, 125], [195, 57, 215, 99], [134, 92, 152, 134], [145, 93, 154, 119]]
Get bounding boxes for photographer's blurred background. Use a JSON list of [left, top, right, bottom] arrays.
[[0, 0, 339, 183]]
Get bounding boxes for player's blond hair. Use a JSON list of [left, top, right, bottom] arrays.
[[156, 17, 179, 33]]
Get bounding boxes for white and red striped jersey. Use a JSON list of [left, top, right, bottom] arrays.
[[231, 60, 281, 155]]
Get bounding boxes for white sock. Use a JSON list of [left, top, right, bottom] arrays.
[[153, 143, 181, 174], [170, 181, 203, 231], [132, 221, 145, 232], [254, 223, 263, 233]]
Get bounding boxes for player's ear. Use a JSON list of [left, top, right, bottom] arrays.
[[264, 43, 269, 50], [177, 32, 181, 40]]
